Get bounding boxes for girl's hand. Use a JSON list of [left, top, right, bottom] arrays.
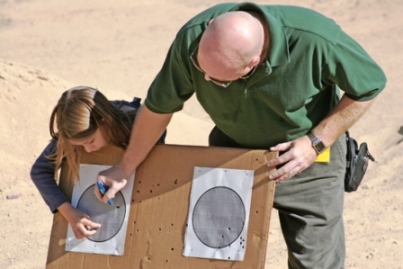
[[57, 202, 101, 239]]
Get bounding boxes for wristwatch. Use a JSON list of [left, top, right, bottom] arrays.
[[307, 131, 326, 154]]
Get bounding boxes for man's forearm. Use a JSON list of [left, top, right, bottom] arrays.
[[120, 105, 173, 176], [312, 95, 376, 147]]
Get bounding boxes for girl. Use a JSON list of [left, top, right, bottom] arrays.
[[30, 86, 165, 239]]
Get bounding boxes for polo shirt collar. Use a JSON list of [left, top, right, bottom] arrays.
[[232, 3, 290, 68]]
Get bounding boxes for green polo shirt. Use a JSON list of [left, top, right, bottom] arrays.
[[145, 2, 386, 149]]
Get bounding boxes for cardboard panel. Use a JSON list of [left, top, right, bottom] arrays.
[[46, 144, 277, 269]]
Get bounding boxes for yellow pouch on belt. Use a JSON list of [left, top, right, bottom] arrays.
[[315, 147, 330, 163]]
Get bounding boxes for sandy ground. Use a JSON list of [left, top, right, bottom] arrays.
[[1, 0, 402, 268]]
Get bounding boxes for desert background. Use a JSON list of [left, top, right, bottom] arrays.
[[0, 0, 402, 268]]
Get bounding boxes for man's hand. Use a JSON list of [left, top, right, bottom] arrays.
[[266, 135, 317, 182], [95, 163, 130, 204], [58, 202, 101, 239], [266, 96, 376, 182], [93, 106, 173, 203]]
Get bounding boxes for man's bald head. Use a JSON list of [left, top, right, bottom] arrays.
[[197, 11, 264, 81]]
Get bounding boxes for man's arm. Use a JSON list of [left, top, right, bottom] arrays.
[[266, 95, 376, 182], [309, 95, 375, 147], [95, 105, 173, 203]]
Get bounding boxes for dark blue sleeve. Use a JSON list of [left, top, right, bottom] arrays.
[[157, 130, 167, 144], [30, 140, 69, 213], [113, 97, 167, 144]]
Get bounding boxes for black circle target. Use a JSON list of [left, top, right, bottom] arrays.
[[76, 184, 126, 242], [192, 186, 245, 248]]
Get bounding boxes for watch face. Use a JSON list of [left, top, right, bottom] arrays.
[[308, 132, 326, 154], [315, 141, 326, 153]]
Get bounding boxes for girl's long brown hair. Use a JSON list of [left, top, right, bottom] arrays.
[[48, 86, 135, 182]]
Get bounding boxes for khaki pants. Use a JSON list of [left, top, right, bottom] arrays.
[[209, 127, 347, 269]]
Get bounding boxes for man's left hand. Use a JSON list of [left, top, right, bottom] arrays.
[[266, 135, 317, 182]]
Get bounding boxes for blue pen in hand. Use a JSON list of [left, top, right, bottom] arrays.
[[97, 182, 114, 205]]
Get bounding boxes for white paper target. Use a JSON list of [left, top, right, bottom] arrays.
[[183, 167, 254, 261], [65, 164, 135, 255]]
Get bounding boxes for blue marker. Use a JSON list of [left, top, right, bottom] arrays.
[[97, 182, 114, 205]]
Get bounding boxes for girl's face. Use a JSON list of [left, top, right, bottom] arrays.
[[68, 128, 109, 153]]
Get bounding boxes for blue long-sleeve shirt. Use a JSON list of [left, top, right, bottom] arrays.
[[31, 139, 67, 212]]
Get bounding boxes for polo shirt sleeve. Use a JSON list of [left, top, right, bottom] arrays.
[[322, 30, 387, 101], [145, 33, 196, 114]]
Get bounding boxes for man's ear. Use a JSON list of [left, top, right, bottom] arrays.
[[248, 55, 260, 69], [243, 56, 260, 75]]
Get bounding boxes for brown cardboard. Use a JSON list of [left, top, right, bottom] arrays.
[[46, 144, 277, 269]]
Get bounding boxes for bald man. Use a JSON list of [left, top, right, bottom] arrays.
[[97, 3, 386, 268]]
